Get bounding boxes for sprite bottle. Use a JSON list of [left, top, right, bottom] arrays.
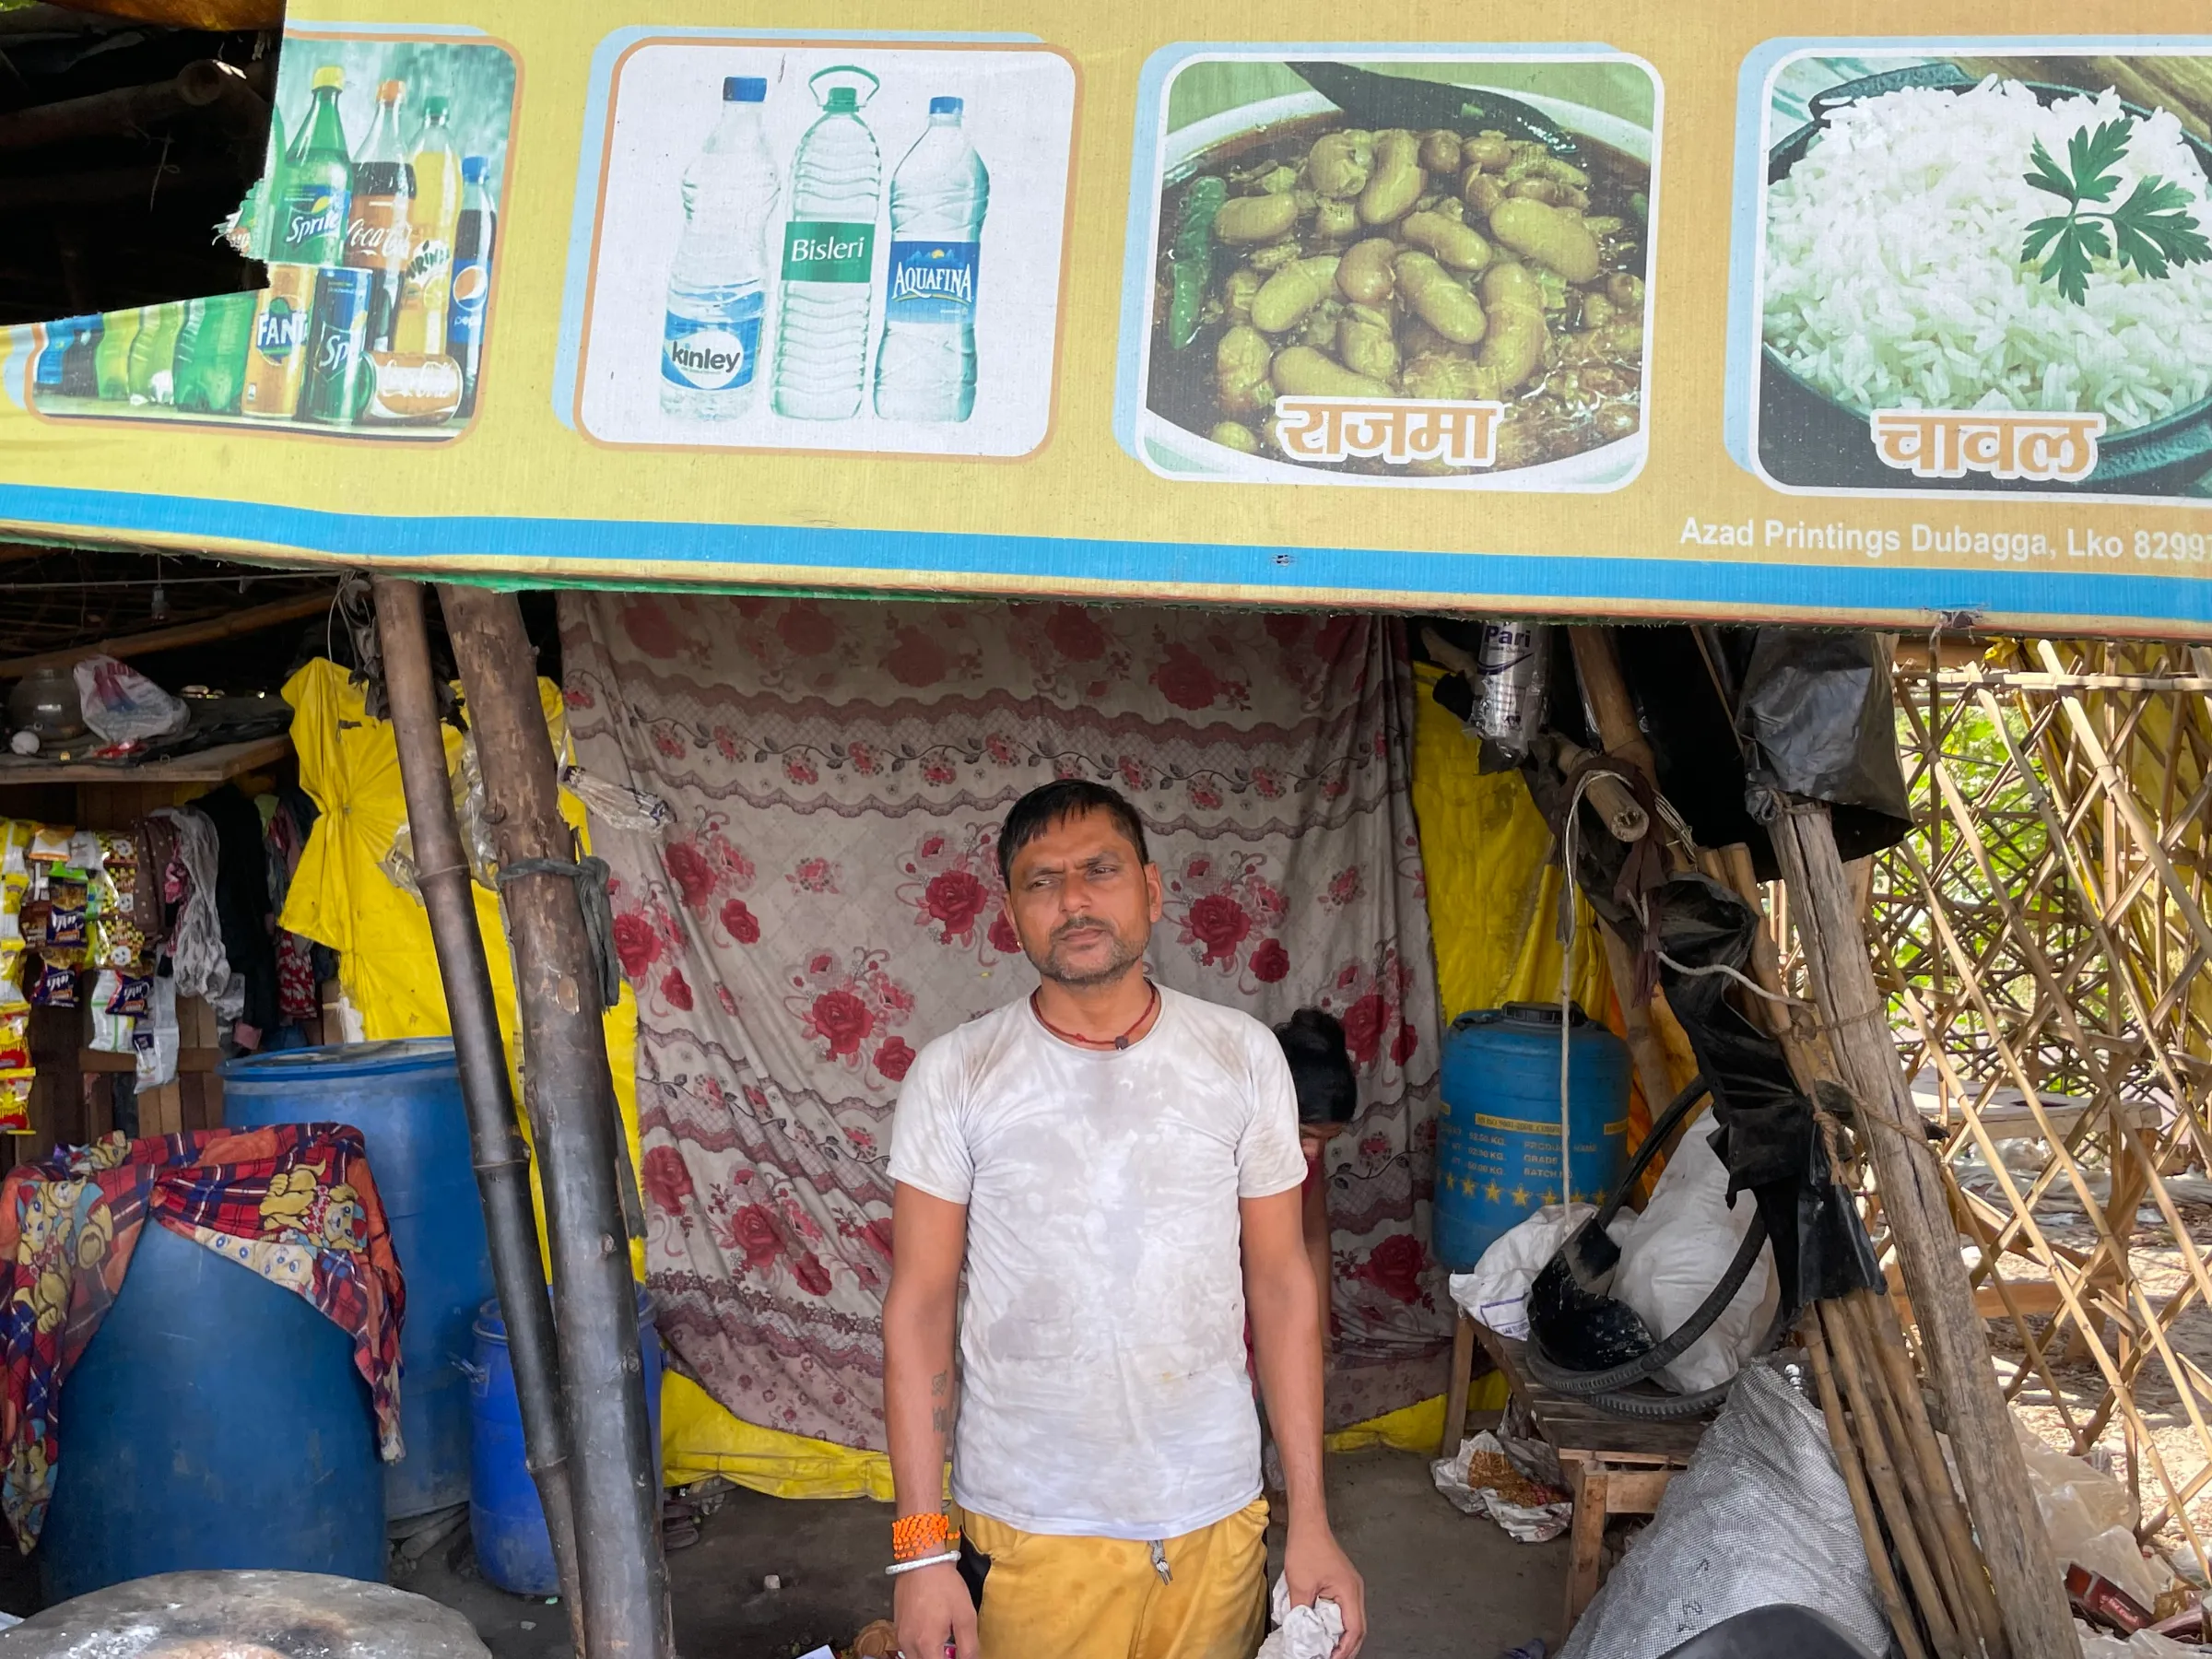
[[276, 65, 352, 267], [126, 305, 182, 404], [93, 307, 139, 401], [175, 291, 256, 415]]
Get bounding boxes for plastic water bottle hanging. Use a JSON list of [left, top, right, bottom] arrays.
[[773, 66, 882, 421], [874, 95, 990, 423]]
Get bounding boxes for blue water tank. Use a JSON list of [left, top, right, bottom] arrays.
[[469, 1288, 662, 1596], [1434, 1003, 1631, 1271], [41, 1218, 385, 1601], [220, 1039, 494, 1519]]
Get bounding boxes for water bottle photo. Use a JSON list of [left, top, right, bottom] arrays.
[[662, 75, 781, 421], [875, 95, 991, 424], [773, 66, 882, 422]]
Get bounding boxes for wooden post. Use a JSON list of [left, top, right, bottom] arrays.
[[1767, 801, 2074, 1659], [373, 577, 590, 1656], [439, 583, 672, 1659]]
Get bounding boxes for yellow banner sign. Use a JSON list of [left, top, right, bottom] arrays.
[[1, 3, 2208, 635]]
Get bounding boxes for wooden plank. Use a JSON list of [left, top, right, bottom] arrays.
[[1477, 1328, 1711, 1462], [1602, 1467, 1675, 1512], [0, 733, 291, 787], [0, 593, 330, 679], [1566, 1464, 1608, 1630], [1441, 1312, 1476, 1457]]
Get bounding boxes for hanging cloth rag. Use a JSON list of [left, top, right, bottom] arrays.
[[147, 806, 229, 1002], [193, 785, 283, 1046], [0, 1124, 406, 1551]]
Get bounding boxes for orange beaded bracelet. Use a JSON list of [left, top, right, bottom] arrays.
[[891, 1512, 959, 1563]]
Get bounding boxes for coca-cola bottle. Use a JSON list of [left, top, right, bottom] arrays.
[[346, 78, 417, 352]]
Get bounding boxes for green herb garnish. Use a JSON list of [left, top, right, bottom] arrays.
[[2023, 115, 2212, 304]]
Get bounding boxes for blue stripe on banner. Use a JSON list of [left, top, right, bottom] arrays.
[[2, 482, 2207, 629]]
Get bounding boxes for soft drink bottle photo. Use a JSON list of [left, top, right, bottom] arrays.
[[772, 65, 881, 421], [449, 155, 497, 418], [661, 75, 779, 421], [347, 78, 418, 353], [874, 94, 990, 424], [276, 66, 351, 268], [93, 307, 139, 401], [174, 291, 255, 416], [394, 93, 462, 356], [126, 304, 183, 405]]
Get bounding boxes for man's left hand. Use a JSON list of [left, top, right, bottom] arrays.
[[1284, 1521, 1366, 1658]]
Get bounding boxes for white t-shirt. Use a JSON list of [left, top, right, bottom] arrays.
[[888, 984, 1307, 1540]]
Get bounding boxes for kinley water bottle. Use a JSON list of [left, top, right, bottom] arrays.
[[662, 76, 779, 420], [874, 95, 990, 423], [772, 66, 881, 421]]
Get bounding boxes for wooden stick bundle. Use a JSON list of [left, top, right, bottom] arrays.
[[1801, 1290, 2011, 1659]]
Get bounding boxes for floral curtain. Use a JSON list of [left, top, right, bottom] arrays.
[[562, 594, 1450, 1447]]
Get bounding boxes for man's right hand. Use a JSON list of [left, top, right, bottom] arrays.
[[893, 1560, 978, 1659]]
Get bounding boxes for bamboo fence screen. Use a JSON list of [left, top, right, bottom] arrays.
[[1862, 636, 2212, 1573]]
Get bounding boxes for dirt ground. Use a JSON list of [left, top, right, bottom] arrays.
[[394, 1441, 1568, 1659]]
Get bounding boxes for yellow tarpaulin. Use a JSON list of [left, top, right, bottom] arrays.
[[277, 656, 646, 1281]]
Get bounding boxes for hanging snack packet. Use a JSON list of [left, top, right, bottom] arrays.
[[88, 971, 135, 1053], [96, 832, 139, 915], [29, 962, 76, 1007], [108, 972, 151, 1018], [0, 1011, 27, 1072], [0, 953, 27, 1015], [16, 900, 49, 951], [0, 1072, 30, 1135], [28, 825, 74, 865], [0, 821, 26, 880]]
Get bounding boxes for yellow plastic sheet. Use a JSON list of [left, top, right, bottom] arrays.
[[277, 657, 646, 1281], [662, 1372, 896, 1500], [1410, 664, 1610, 1021]]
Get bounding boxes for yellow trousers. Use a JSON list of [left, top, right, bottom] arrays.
[[959, 1499, 1270, 1659]]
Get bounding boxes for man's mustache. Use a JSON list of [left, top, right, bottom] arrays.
[[1051, 916, 1114, 941]]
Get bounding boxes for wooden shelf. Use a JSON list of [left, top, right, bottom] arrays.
[[0, 733, 290, 785]]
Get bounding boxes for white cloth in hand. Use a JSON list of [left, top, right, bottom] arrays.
[[1256, 1571, 1345, 1659]]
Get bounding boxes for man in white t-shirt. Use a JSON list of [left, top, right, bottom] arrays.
[[883, 781, 1365, 1659]]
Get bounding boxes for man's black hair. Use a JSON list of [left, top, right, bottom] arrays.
[[996, 780, 1152, 887], [1275, 1008, 1359, 1124]]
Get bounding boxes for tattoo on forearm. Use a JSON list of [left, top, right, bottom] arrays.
[[929, 1370, 957, 1438], [931, 1370, 948, 1397], [932, 1405, 951, 1434]]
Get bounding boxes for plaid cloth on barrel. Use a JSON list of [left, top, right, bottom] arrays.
[[0, 1123, 406, 1551]]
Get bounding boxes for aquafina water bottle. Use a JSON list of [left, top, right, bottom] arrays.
[[661, 76, 779, 420], [873, 95, 989, 423], [772, 67, 882, 421]]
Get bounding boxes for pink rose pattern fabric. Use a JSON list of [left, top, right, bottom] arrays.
[[562, 596, 1448, 1447]]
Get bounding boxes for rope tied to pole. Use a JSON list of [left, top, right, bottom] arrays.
[[495, 853, 623, 1014]]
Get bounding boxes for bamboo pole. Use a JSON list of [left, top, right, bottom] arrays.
[[1769, 801, 2075, 1659], [1805, 1311, 1928, 1659], [1822, 1300, 1966, 1659], [1851, 1289, 2009, 1659], [374, 577, 589, 1657]]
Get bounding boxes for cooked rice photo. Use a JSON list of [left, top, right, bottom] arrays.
[[1762, 76, 2212, 431]]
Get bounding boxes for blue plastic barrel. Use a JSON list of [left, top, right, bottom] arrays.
[[469, 1288, 662, 1596], [41, 1218, 385, 1601], [1433, 1003, 1632, 1271], [220, 1039, 494, 1518]]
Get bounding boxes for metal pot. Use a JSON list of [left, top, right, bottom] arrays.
[[1759, 63, 2212, 496], [7, 665, 86, 741]]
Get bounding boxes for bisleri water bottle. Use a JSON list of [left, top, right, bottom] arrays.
[[661, 75, 780, 420], [873, 95, 990, 423], [772, 65, 882, 421]]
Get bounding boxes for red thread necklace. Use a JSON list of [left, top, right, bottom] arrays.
[[1030, 981, 1160, 1051]]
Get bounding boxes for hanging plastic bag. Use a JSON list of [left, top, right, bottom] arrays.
[[72, 655, 188, 746], [1453, 1203, 1595, 1340]]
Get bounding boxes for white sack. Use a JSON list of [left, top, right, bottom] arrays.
[[1607, 1126, 1776, 1394], [1451, 1203, 1595, 1339]]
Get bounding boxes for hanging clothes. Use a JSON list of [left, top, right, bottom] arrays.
[[192, 785, 281, 1047]]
